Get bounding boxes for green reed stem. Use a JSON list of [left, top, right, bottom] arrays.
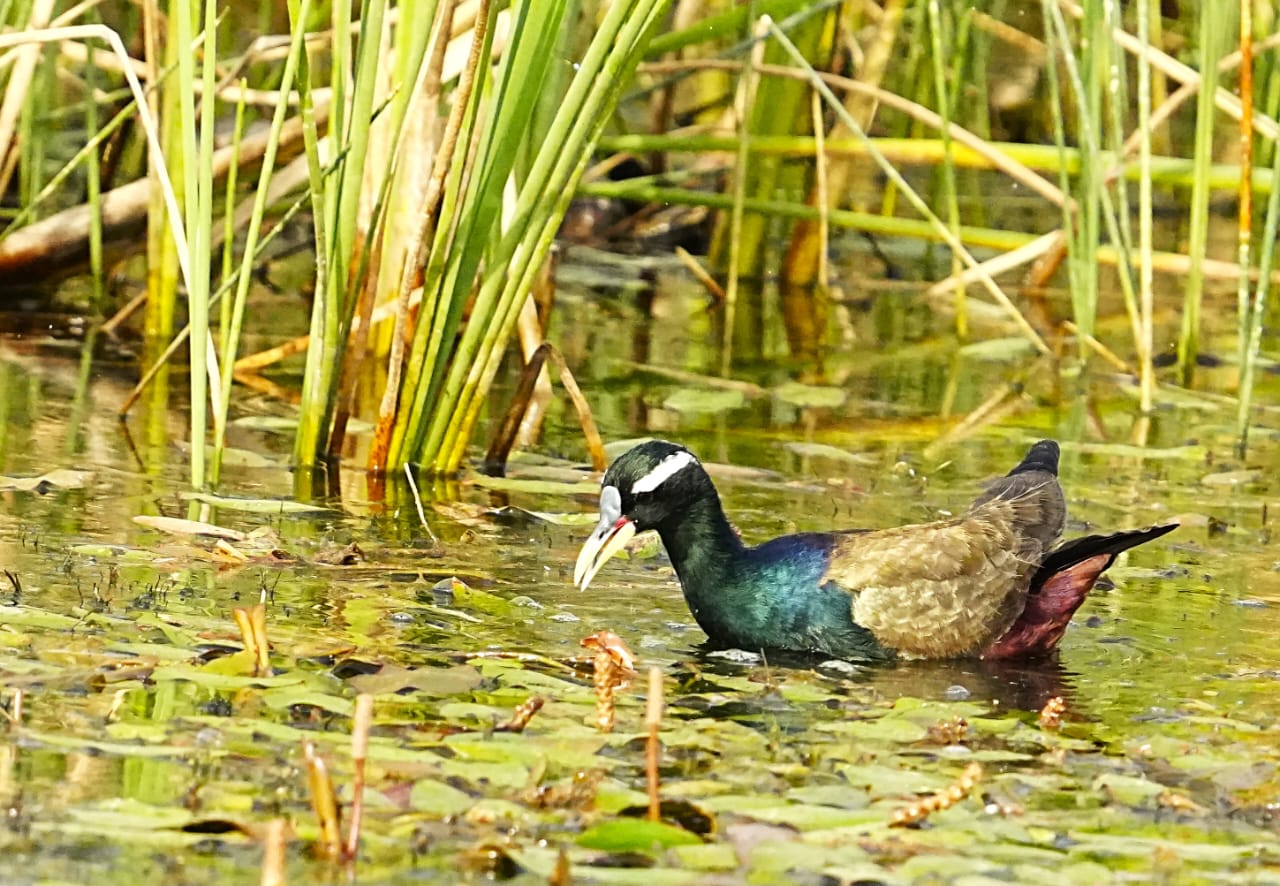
[[431, 0, 673, 472], [219, 88, 247, 352], [215, 3, 309, 484], [84, 20, 103, 310], [1177, 6, 1235, 384], [1237, 135, 1280, 449], [927, 0, 965, 338], [1135, 0, 1155, 411]]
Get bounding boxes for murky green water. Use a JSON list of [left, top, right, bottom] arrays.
[[1, 260, 1278, 883]]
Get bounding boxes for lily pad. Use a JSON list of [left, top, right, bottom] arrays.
[[409, 778, 476, 816], [0, 468, 94, 492], [577, 818, 703, 851], [183, 492, 331, 514], [661, 387, 747, 414], [770, 382, 848, 409], [783, 442, 874, 463]]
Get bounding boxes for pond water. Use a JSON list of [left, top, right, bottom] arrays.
[[0, 250, 1278, 883]]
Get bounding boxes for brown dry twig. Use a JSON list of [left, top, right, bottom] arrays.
[[889, 762, 984, 828], [674, 246, 726, 306], [483, 342, 606, 475]]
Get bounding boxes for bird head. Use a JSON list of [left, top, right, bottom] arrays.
[[573, 440, 705, 591]]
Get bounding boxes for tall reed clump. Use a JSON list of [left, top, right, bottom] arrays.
[[270, 0, 669, 478], [40, 0, 670, 488]]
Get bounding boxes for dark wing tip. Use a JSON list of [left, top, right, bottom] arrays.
[[1008, 440, 1061, 477], [1033, 521, 1178, 586]]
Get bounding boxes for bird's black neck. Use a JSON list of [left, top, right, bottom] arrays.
[[653, 484, 746, 611]]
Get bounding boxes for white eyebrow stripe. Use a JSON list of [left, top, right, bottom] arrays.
[[631, 450, 696, 494]]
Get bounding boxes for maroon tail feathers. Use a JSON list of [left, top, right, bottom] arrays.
[[981, 523, 1178, 661]]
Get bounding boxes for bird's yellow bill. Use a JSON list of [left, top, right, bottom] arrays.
[[573, 517, 636, 592]]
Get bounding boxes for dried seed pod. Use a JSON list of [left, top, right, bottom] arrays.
[[890, 762, 984, 827], [591, 651, 618, 732], [926, 716, 969, 745], [497, 696, 546, 733], [1038, 696, 1066, 731], [581, 631, 636, 733], [580, 630, 636, 672]]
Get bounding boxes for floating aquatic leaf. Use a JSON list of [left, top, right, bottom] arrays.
[[260, 687, 354, 716], [174, 442, 281, 468], [770, 382, 848, 409], [1066, 441, 1208, 460], [441, 758, 530, 789], [661, 387, 747, 414], [443, 578, 515, 615], [0, 604, 84, 630], [347, 664, 483, 697], [466, 474, 600, 495], [821, 716, 929, 743], [132, 515, 246, 540], [1092, 773, 1166, 807], [230, 415, 300, 432], [836, 763, 952, 796], [20, 729, 212, 758], [149, 662, 304, 689], [183, 492, 331, 514], [0, 468, 93, 492], [577, 818, 703, 851], [783, 442, 875, 463], [522, 509, 601, 526], [1200, 469, 1263, 487], [958, 336, 1038, 361], [64, 799, 196, 831], [409, 778, 476, 816], [68, 543, 132, 557], [702, 798, 877, 830]]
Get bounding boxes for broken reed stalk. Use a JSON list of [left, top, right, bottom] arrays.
[[259, 818, 289, 886], [645, 667, 663, 822], [302, 741, 342, 861], [548, 847, 571, 886], [889, 762, 984, 827], [232, 603, 271, 677], [482, 342, 606, 476], [343, 694, 373, 862]]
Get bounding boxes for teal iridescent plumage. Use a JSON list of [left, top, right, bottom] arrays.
[[574, 440, 1177, 661]]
